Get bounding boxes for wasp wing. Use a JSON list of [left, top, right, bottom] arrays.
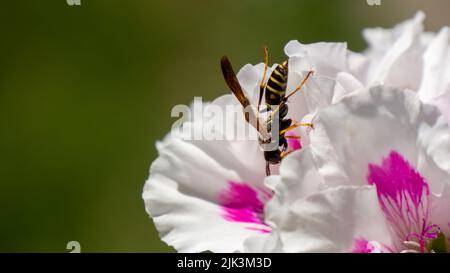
[[220, 56, 252, 108], [220, 56, 270, 140]]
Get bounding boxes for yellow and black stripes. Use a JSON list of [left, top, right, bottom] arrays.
[[265, 60, 288, 106]]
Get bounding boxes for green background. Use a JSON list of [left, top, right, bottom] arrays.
[[0, 0, 448, 252]]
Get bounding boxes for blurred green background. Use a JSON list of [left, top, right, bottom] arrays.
[[1, 0, 449, 252]]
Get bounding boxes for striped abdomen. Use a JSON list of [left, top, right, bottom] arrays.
[[265, 60, 288, 106]]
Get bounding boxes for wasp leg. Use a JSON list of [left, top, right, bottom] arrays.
[[266, 161, 271, 176], [281, 150, 294, 158], [285, 135, 301, 139], [257, 46, 269, 130], [258, 46, 269, 108], [285, 70, 314, 100], [269, 71, 313, 122], [279, 137, 288, 152], [279, 122, 314, 135]]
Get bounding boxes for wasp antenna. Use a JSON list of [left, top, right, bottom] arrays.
[[260, 46, 269, 86], [257, 46, 269, 131]]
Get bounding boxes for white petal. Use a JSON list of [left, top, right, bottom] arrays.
[[287, 71, 336, 123], [365, 12, 425, 90], [236, 64, 261, 98], [267, 186, 392, 252], [144, 135, 271, 252], [308, 87, 450, 191], [333, 72, 364, 103], [346, 51, 370, 84], [297, 109, 318, 147], [363, 11, 425, 55], [429, 183, 450, 237], [285, 40, 348, 78], [245, 148, 327, 252], [244, 233, 284, 253], [264, 149, 326, 231], [270, 148, 327, 206], [143, 96, 270, 252], [417, 114, 450, 192], [435, 90, 450, 126], [419, 27, 450, 102]]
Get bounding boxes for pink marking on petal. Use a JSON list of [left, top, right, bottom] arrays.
[[352, 238, 388, 253], [285, 131, 301, 151], [367, 151, 431, 247], [218, 181, 272, 233], [352, 238, 373, 253], [246, 227, 271, 233]]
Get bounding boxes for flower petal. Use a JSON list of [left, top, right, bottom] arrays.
[[419, 27, 450, 102], [265, 185, 392, 252], [364, 12, 425, 90], [429, 182, 450, 238], [308, 86, 450, 192], [285, 40, 348, 78], [367, 150, 430, 247], [143, 96, 270, 252]]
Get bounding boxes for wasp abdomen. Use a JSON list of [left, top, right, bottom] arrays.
[[265, 60, 288, 106]]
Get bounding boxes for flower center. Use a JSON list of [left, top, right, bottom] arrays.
[[405, 220, 440, 253]]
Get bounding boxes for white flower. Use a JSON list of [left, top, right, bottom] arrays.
[[142, 42, 354, 252], [143, 11, 450, 253], [247, 87, 450, 253]]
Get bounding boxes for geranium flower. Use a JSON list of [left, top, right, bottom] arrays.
[[246, 87, 450, 253], [142, 43, 353, 252]]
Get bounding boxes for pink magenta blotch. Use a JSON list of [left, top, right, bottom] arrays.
[[352, 238, 377, 253], [218, 181, 272, 233], [365, 150, 438, 252], [285, 131, 302, 151]]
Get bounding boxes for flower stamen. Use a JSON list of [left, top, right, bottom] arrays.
[[405, 220, 440, 252]]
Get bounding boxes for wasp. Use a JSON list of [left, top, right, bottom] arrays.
[[221, 47, 314, 175]]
